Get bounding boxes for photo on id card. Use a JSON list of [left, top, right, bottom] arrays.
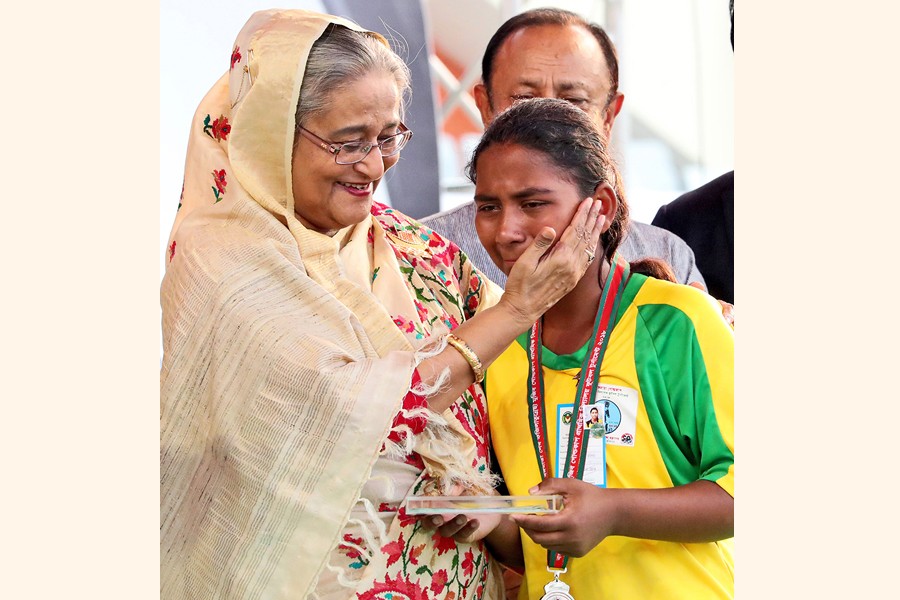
[[556, 403, 606, 487]]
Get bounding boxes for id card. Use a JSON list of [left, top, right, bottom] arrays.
[[556, 403, 606, 486], [594, 384, 639, 447]]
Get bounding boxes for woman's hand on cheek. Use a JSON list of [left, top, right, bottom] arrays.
[[502, 197, 604, 326]]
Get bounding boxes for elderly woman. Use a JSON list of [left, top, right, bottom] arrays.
[[160, 10, 602, 600]]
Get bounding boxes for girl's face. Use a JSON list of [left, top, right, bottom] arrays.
[[291, 71, 403, 235], [473, 142, 614, 275]]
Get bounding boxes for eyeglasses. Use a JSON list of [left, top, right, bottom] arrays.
[[297, 123, 413, 165]]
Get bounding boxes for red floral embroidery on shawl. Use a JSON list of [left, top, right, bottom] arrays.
[[357, 574, 430, 600], [212, 169, 227, 202], [431, 569, 450, 594], [385, 369, 429, 447], [203, 114, 231, 141], [383, 537, 405, 568], [432, 530, 458, 555]]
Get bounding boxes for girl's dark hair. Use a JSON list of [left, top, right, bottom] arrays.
[[465, 97, 675, 281], [629, 258, 677, 283], [465, 97, 626, 262]]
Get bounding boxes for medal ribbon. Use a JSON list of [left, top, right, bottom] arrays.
[[526, 253, 630, 571]]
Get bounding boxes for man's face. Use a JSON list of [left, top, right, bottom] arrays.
[[474, 24, 624, 139]]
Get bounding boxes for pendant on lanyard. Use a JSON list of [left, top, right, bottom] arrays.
[[540, 568, 575, 600]]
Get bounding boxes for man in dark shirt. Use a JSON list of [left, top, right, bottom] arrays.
[[652, 172, 734, 303]]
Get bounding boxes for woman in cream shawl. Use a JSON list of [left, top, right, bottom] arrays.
[[161, 9, 603, 600]]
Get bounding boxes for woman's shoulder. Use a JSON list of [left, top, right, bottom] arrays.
[[165, 200, 300, 284], [372, 202, 449, 241], [371, 201, 462, 262], [370, 202, 500, 314]]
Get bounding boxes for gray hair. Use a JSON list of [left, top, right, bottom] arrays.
[[295, 24, 411, 133]]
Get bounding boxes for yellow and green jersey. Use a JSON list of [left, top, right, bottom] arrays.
[[487, 273, 734, 599]]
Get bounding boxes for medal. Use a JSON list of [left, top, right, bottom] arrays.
[[540, 569, 575, 600]]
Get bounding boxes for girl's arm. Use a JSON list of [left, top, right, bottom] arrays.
[[511, 477, 733, 558]]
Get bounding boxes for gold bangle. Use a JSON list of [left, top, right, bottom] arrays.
[[446, 334, 485, 384]]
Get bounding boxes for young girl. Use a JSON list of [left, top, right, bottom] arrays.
[[435, 98, 734, 599]]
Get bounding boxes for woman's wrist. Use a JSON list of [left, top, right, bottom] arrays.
[[446, 334, 485, 384], [494, 294, 540, 332]]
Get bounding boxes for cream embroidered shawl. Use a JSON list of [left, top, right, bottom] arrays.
[[160, 9, 500, 599]]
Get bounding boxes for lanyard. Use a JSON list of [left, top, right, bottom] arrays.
[[526, 253, 630, 570]]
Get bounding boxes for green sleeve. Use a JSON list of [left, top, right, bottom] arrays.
[[633, 301, 734, 493]]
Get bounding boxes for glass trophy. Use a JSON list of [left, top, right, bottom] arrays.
[[405, 494, 562, 515]]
